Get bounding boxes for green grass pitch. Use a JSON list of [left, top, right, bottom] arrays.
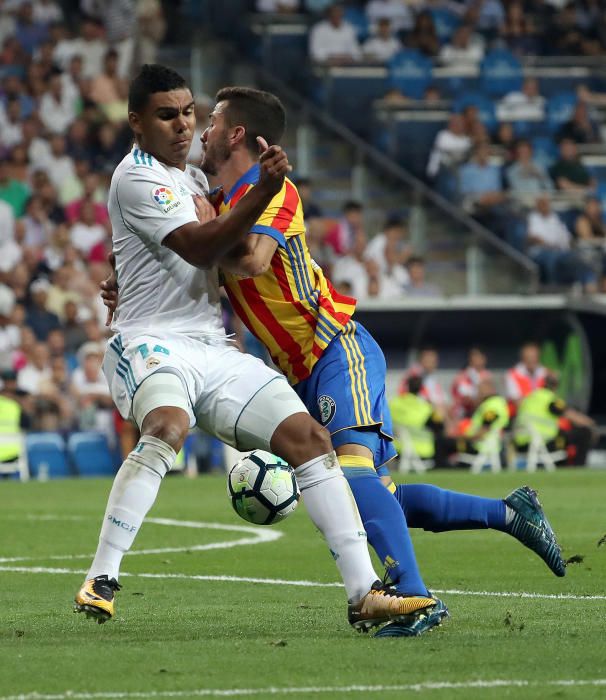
[[1, 469, 606, 700]]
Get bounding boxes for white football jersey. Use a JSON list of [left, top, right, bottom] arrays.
[[108, 144, 225, 340]]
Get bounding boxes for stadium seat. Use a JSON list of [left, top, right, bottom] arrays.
[[25, 433, 70, 479], [509, 424, 565, 472], [453, 92, 497, 131], [395, 426, 431, 473], [429, 8, 460, 43], [0, 433, 29, 481], [480, 50, 523, 98], [546, 92, 578, 134], [344, 7, 369, 42], [67, 432, 116, 478], [388, 50, 433, 100], [531, 136, 559, 170], [458, 431, 503, 474]]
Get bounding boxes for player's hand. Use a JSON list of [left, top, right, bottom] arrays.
[[257, 136, 291, 196], [193, 194, 217, 224], [100, 254, 119, 327]]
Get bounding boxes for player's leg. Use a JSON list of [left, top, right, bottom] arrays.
[[381, 477, 565, 576], [75, 338, 196, 622], [202, 347, 436, 630]]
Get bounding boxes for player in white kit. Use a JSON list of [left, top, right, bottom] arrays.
[[74, 65, 435, 631]]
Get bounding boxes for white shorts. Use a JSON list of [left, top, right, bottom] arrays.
[[103, 332, 307, 450]]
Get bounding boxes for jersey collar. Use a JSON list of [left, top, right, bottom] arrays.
[[224, 163, 260, 203]]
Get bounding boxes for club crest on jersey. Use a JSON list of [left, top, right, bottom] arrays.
[[151, 185, 182, 214], [318, 395, 336, 426]]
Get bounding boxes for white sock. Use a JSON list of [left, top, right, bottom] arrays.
[[295, 452, 377, 603], [87, 436, 176, 581]]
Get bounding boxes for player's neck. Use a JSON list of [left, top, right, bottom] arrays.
[[218, 152, 257, 194]]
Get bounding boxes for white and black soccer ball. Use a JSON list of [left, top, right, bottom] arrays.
[[227, 450, 300, 525]]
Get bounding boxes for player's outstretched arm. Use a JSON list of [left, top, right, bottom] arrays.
[[163, 138, 289, 268]]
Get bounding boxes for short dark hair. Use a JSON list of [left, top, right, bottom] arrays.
[[408, 375, 424, 394], [128, 64, 188, 113], [215, 86, 286, 154], [343, 200, 363, 213], [407, 255, 425, 267]]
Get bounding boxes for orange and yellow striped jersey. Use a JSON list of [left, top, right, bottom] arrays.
[[217, 163, 356, 385]]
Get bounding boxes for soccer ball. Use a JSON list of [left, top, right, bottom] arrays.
[[227, 450, 300, 525]]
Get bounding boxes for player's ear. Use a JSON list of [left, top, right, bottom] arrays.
[[229, 125, 246, 148], [128, 111, 142, 136]]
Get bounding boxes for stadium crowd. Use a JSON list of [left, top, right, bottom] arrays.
[[0, 0, 167, 452], [390, 341, 597, 468]]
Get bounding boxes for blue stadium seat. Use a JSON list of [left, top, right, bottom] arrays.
[[344, 7, 369, 42], [429, 8, 460, 43], [595, 182, 606, 222], [453, 93, 497, 131], [68, 432, 116, 478], [546, 92, 578, 134], [480, 50, 523, 98], [388, 50, 433, 99], [531, 136, 558, 170], [26, 433, 70, 479]]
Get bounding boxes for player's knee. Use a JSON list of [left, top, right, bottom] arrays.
[[140, 407, 189, 454], [271, 412, 333, 467]]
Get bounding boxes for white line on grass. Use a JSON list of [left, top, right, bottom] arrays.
[[1, 565, 605, 601], [0, 518, 281, 563], [3, 679, 606, 699]]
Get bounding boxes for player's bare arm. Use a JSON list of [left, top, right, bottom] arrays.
[[163, 138, 289, 268]]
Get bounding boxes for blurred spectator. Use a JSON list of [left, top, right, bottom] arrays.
[[575, 197, 606, 242], [65, 119, 92, 163], [0, 369, 32, 441], [33, 0, 64, 25], [439, 24, 485, 66], [256, 0, 300, 10], [15, 2, 48, 55], [21, 116, 52, 167], [332, 229, 372, 301], [136, 0, 167, 66], [404, 11, 439, 57], [506, 340, 548, 407], [0, 199, 21, 273], [47, 265, 83, 321], [363, 18, 402, 62], [297, 177, 323, 220], [0, 284, 19, 364], [37, 353, 74, 429], [526, 194, 596, 289], [458, 377, 509, 459], [65, 173, 108, 224], [309, 3, 362, 65], [557, 101, 600, 144], [493, 122, 516, 165], [91, 121, 124, 175], [17, 340, 52, 394], [39, 68, 77, 135], [41, 134, 75, 190], [513, 372, 595, 466], [498, 77, 545, 121], [462, 104, 488, 144], [426, 113, 471, 179], [63, 299, 88, 354], [87, 48, 128, 123], [552, 3, 603, 56], [465, 0, 505, 33], [21, 194, 53, 248], [69, 200, 108, 257], [405, 256, 442, 297], [25, 277, 61, 340], [399, 346, 448, 411], [366, 0, 413, 34], [66, 16, 107, 79], [500, 1, 538, 55], [506, 139, 553, 194], [459, 142, 507, 221], [0, 97, 23, 148], [325, 200, 364, 256], [81, 0, 137, 77], [7, 144, 30, 184], [365, 217, 410, 296], [0, 158, 29, 218], [70, 340, 113, 434], [451, 346, 492, 420], [549, 138, 596, 192]]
